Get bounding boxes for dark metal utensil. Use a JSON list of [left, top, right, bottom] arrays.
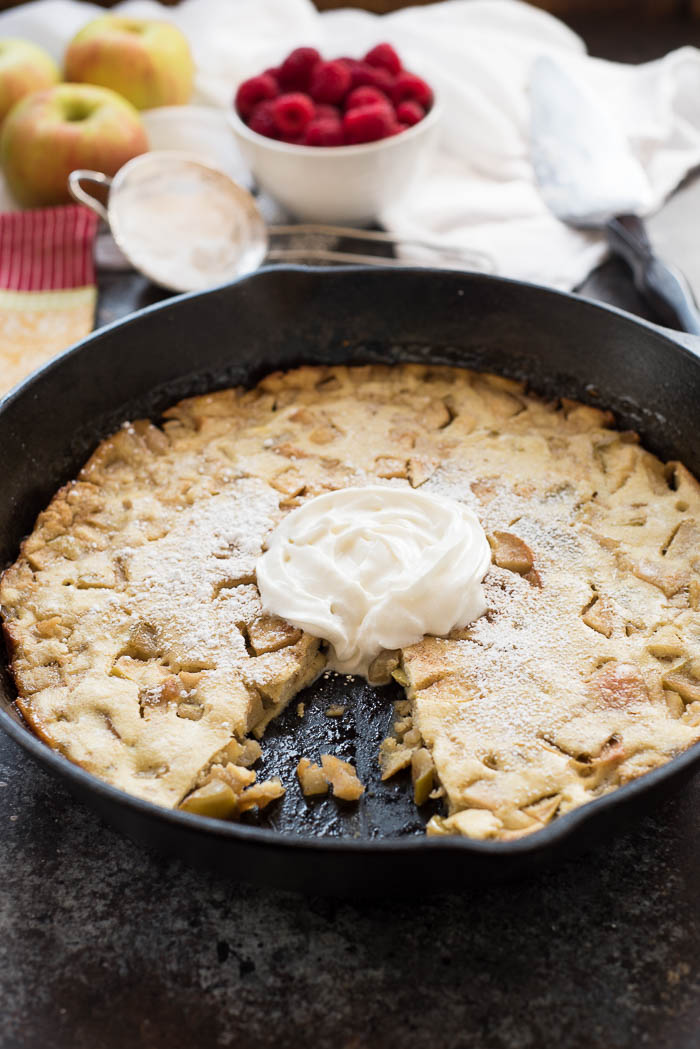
[[530, 55, 700, 335]]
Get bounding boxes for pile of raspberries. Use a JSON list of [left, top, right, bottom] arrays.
[[234, 43, 433, 146]]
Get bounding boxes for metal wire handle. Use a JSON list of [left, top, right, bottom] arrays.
[[68, 170, 112, 223], [266, 248, 489, 270], [268, 223, 493, 271]]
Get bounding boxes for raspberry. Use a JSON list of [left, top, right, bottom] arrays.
[[315, 103, 342, 121], [390, 122, 409, 136], [279, 47, 321, 90], [396, 100, 424, 126], [343, 101, 395, 144], [309, 60, 351, 104], [304, 116, 344, 146], [235, 74, 278, 120], [350, 62, 395, 95], [271, 92, 315, 136], [263, 66, 282, 84], [336, 57, 364, 84], [392, 72, 433, 110], [364, 42, 402, 76], [345, 86, 390, 111], [249, 99, 279, 139], [335, 56, 365, 76]]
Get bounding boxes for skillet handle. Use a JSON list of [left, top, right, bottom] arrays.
[[606, 214, 700, 337], [68, 170, 112, 224]]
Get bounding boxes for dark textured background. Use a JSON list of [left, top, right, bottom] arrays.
[[2, 748, 700, 1049], [3, 16, 700, 1049]]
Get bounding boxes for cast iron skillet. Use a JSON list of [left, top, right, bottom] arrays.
[[1, 266, 699, 897]]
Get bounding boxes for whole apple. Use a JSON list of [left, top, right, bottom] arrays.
[[1, 83, 148, 207], [0, 38, 60, 126], [65, 16, 194, 110]]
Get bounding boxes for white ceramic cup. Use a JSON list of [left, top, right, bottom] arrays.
[[229, 98, 441, 226]]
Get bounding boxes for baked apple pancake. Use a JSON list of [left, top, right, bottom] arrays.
[[2, 363, 699, 839]]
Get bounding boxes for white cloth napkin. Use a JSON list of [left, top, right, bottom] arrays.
[[3, 0, 700, 289]]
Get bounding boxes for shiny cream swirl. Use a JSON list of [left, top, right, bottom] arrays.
[[256, 486, 491, 677]]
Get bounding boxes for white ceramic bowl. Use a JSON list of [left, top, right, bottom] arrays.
[[228, 98, 441, 226]]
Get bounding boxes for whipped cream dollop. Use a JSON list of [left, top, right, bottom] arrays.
[[256, 486, 491, 677]]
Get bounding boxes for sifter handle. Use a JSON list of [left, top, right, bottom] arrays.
[[68, 170, 112, 224]]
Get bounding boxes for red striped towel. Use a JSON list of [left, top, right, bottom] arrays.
[[0, 204, 99, 396]]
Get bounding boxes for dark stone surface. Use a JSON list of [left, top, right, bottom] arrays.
[[2, 727, 700, 1049], [3, 19, 700, 1049]]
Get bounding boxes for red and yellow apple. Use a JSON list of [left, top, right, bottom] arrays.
[[65, 16, 194, 110], [0, 38, 60, 127], [0, 83, 148, 207]]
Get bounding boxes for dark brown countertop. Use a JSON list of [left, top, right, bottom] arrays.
[[2, 15, 700, 1049]]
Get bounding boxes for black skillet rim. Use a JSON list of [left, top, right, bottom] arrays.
[[1, 264, 699, 860]]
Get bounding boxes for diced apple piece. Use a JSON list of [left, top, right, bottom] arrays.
[[296, 757, 329, 796], [411, 747, 435, 805], [663, 660, 700, 705], [489, 531, 535, 575], [320, 754, 365, 801], [179, 779, 238, 819], [237, 777, 285, 813]]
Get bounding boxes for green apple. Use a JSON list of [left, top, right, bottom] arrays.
[[0, 38, 60, 126], [1, 83, 148, 207], [65, 16, 194, 110]]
